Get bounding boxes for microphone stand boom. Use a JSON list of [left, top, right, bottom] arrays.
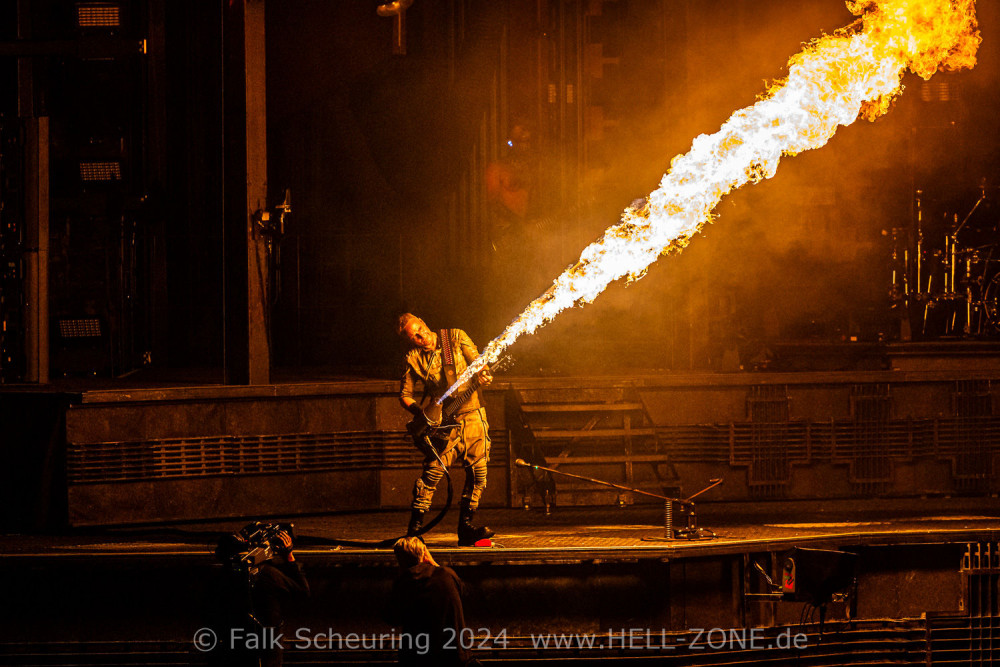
[[514, 459, 722, 540]]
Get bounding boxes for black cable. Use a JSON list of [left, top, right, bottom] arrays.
[[299, 472, 454, 549]]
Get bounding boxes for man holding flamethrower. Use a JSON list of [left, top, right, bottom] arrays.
[[398, 313, 495, 546]]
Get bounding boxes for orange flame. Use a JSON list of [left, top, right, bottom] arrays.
[[442, 0, 980, 401]]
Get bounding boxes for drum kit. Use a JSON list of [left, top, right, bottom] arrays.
[[890, 183, 1000, 339]]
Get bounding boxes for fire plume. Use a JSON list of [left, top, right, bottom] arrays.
[[441, 0, 980, 401]]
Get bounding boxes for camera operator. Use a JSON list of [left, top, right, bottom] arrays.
[[214, 525, 310, 667], [252, 530, 309, 634]]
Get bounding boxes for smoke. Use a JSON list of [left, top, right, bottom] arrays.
[[443, 0, 981, 400]]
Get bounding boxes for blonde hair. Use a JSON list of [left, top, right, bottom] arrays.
[[393, 536, 437, 568], [397, 313, 423, 337]]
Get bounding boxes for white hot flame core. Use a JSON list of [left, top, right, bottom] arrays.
[[440, 0, 980, 403]]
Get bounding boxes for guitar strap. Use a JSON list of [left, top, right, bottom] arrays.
[[439, 329, 458, 389], [440, 328, 482, 416]]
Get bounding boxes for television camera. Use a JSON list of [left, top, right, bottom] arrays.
[[215, 521, 295, 574]]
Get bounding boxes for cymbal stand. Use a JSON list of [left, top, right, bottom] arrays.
[[944, 218, 955, 297], [915, 191, 936, 337], [915, 190, 925, 297], [953, 189, 986, 238], [965, 251, 974, 335], [952, 191, 987, 336], [889, 227, 908, 305]]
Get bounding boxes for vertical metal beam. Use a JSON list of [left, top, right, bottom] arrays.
[[244, 0, 269, 385], [223, 0, 269, 385], [24, 117, 49, 384], [145, 0, 169, 368], [19, 1, 48, 384]]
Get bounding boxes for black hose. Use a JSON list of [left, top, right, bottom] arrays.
[[309, 471, 453, 549]]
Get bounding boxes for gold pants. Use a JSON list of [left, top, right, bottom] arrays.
[[412, 408, 490, 511]]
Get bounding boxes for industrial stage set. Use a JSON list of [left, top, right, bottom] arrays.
[[2, 1, 1000, 665]]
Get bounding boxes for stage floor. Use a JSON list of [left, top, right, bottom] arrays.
[[4, 497, 999, 564]]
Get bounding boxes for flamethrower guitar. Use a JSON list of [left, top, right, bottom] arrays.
[[406, 355, 513, 460]]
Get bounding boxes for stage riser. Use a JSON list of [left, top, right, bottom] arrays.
[[4, 371, 999, 527], [66, 468, 511, 526], [67, 471, 380, 525], [58, 375, 1000, 524], [59, 390, 509, 525]]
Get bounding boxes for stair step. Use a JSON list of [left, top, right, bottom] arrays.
[[531, 428, 656, 439], [521, 402, 644, 413], [543, 454, 672, 465]]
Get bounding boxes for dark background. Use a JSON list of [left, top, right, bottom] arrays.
[[2, 0, 998, 382]]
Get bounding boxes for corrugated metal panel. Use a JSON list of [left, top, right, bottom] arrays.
[[67, 430, 509, 483]]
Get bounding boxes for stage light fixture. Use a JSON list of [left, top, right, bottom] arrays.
[[58, 319, 102, 339], [79, 161, 122, 182], [920, 80, 952, 103], [76, 2, 121, 28]]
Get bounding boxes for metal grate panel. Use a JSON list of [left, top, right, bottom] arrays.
[[927, 613, 1000, 665], [76, 3, 121, 28], [657, 415, 999, 495], [953, 380, 995, 492], [847, 384, 893, 494], [957, 542, 1000, 666], [68, 430, 509, 483], [746, 385, 792, 498]]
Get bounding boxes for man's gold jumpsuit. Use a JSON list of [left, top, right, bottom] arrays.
[[400, 329, 490, 512]]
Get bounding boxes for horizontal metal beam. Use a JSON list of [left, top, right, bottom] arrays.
[[0, 38, 145, 58]]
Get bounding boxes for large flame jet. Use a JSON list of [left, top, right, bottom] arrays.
[[441, 0, 980, 402]]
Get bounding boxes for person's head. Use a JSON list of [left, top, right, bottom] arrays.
[[397, 313, 436, 351], [393, 536, 438, 569]]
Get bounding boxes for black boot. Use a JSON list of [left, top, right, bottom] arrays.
[[457, 499, 494, 546], [406, 509, 425, 537]]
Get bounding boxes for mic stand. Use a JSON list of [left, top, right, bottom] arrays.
[[514, 459, 722, 540]]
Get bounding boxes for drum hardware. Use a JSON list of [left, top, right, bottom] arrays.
[[889, 227, 910, 307], [900, 187, 1000, 339], [915, 190, 925, 301], [890, 226, 916, 340], [953, 186, 987, 237], [984, 273, 1000, 332]]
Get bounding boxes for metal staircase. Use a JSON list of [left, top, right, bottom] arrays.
[[510, 387, 678, 510]]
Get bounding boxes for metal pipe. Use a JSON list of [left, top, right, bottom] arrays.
[[915, 190, 923, 295], [514, 458, 694, 506], [685, 476, 723, 501]]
